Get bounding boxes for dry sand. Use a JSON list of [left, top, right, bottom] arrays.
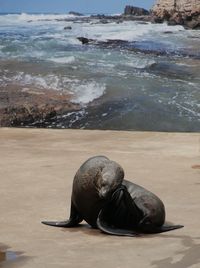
[[0, 128, 200, 268]]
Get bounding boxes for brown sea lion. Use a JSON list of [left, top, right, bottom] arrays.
[[42, 155, 183, 236], [42, 156, 127, 230]]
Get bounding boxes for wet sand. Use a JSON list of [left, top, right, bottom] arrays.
[[0, 128, 200, 268]]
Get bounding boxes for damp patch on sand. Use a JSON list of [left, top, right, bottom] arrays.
[[192, 165, 200, 170]]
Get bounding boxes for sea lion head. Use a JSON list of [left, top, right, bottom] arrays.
[[95, 161, 124, 199]]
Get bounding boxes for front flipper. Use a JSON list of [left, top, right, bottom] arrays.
[[42, 202, 83, 228], [97, 186, 140, 237], [97, 209, 139, 237], [42, 220, 75, 227]]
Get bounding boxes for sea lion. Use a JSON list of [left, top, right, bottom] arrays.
[[97, 180, 184, 236], [42, 155, 183, 237], [42, 155, 127, 230]]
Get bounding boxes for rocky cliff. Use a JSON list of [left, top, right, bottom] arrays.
[[152, 0, 200, 29]]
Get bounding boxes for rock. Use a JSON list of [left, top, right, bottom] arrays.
[[124, 5, 150, 16], [163, 31, 174, 34], [152, 0, 200, 29], [77, 37, 129, 48], [99, 19, 109, 24], [77, 37, 93, 44], [0, 85, 79, 127], [64, 26, 72, 30], [90, 14, 106, 19], [168, 11, 184, 25], [68, 11, 83, 16]]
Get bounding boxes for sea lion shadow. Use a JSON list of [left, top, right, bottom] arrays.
[[61, 223, 104, 237], [151, 234, 200, 268], [61, 222, 182, 239]]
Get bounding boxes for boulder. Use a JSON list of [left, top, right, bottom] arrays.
[[152, 0, 200, 29], [77, 37, 93, 44], [64, 26, 72, 30], [68, 11, 83, 16], [124, 5, 150, 16], [0, 85, 79, 127]]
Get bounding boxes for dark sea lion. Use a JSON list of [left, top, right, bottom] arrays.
[[42, 155, 183, 237], [42, 155, 126, 230], [97, 180, 184, 236]]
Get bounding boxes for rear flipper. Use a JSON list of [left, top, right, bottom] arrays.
[[157, 224, 184, 233], [140, 224, 184, 234], [42, 202, 83, 228]]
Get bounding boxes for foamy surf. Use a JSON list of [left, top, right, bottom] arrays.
[[0, 70, 106, 105], [48, 56, 76, 64], [70, 81, 106, 105]]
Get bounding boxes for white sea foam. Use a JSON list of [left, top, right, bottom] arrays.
[[48, 56, 76, 64], [1, 71, 106, 104], [0, 13, 85, 28], [70, 81, 106, 104], [124, 59, 156, 69], [76, 21, 185, 42], [18, 13, 77, 22]]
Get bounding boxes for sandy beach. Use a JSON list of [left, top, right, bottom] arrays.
[[0, 128, 200, 267]]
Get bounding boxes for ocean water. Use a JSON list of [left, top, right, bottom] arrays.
[[0, 13, 200, 131]]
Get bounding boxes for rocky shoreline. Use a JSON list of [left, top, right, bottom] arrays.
[[27, 4, 200, 29], [0, 85, 79, 127], [152, 0, 200, 29], [61, 4, 200, 29]]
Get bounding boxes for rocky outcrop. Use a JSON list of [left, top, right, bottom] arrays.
[[68, 11, 83, 16], [0, 85, 79, 127], [124, 5, 150, 16], [152, 0, 200, 29]]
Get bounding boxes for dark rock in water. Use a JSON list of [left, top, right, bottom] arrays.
[[185, 15, 200, 29], [90, 14, 106, 19], [116, 19, 124, 24], [100, 19, 109, 24], [77, 36, 199, 58], [77, 37, 93, 44], [68, 11, 83, 16], [106, 39, 129, 45], [124, 5, 150, 16], [64, 26, 72, 30], [77, 37, 130, 48], [168, 12, 184, 26], [136, 21, 149, 25], [163, 31, 174, 34]]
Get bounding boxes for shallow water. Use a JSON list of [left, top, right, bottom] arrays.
[[0, 250, 18, 262], [0, 13, 200, 131], [0, 244, 25, 267]]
